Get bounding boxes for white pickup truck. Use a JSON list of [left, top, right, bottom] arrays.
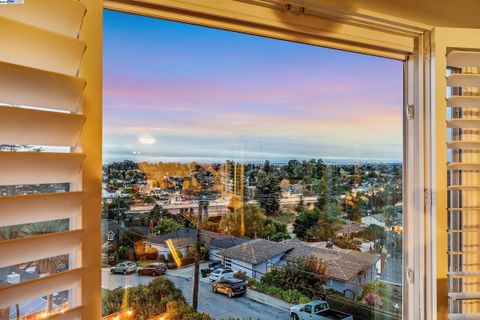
[[289, 300, 353, 320]]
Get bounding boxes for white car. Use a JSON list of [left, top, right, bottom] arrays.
[[289, 300, 353, 320], [208, 268, 234, 282]]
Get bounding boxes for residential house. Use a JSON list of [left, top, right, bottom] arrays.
[[145, 228, 247, 260], [219, 239, 294, 280], [361, 214, 386, 229], [101, 219, 118, 245], [284, 240, 380, 299]]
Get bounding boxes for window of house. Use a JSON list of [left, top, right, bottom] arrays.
[[101, 9, 403, 320]]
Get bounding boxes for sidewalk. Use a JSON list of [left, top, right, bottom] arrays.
[[245, 289, 294, 312]]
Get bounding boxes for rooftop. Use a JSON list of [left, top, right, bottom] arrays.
[[220, 238, 294, 265], [284, 241, 380, 282], [146, 228, 247, 249]]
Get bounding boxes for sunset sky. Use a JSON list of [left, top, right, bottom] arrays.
[[103, 10, 403, 163]]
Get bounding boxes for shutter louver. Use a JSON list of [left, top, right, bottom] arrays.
[[446, 50, 480, 319], [0, 1, 89, 317]]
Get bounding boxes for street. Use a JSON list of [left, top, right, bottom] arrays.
[[102, 265, 290, 320]]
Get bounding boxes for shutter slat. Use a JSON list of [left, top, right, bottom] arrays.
[[447, 74, 480, 88], [447, 96, 480, 108], [0, 230, 85, 268], [447, 141, 480, 149], [449, 271, 480, 277], [447, 51, 480, 68], [0, 106, 85, 146], [0, 268, 83, 308], [0, 192, 84, 227], [448, 208, 480, 211], [0, 152, 85, 185], [449, 292, 480, 300], [0, 0, 86, 38], [0, 62, 85, 112], [448, 163, 480, 171], [0, 16, 86, 76], [447, 119, 480, 129], [448, 185, 480, 190], [449, 314, 480, 320]]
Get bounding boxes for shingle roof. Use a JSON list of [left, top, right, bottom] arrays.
[[220, 239, 294, 265], [146, 228, 246, 249], [284, 241, 380, 282]]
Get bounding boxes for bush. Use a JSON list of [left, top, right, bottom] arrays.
[[251, 281, 309, 305], [181, 256, 195, 266], [102, 277, 185, 319], [166, 300, 213, 320], [233, 271, 248, 281]]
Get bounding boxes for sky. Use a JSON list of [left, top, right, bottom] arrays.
[[103, 10, 403, 163]]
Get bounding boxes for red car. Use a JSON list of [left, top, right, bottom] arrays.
[[137, 262, 167, 276]]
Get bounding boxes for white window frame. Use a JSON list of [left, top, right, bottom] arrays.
[[102, 1, 433, 319]]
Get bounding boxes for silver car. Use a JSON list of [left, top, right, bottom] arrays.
[[110, 261, 136, 275]]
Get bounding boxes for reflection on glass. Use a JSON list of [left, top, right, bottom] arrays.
[[101, 10, 403, 320]]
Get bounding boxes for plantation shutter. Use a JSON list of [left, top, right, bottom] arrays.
[[0, 1, 102, 319], [432, 28, 480, 320]]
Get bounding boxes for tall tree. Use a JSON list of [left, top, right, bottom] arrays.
[[255, 166, 281, 215], [219, 204, 267, 238]]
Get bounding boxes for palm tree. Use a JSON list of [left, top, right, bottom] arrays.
[[0, 225, 24, 320], [18, 220, 69, 312]]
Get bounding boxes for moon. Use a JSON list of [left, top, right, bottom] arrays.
[[137, 133, 156, 145]]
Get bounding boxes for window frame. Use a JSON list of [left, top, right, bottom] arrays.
[[101, 1, 432, 319]]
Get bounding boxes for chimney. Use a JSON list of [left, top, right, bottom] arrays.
[[326, 241, 333, 249]]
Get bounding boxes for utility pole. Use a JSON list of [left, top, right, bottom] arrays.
[[192, 199, 204, 311]]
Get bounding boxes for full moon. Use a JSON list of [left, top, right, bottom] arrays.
[[137, 133, 156, 145]]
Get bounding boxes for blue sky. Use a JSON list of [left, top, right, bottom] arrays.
[[103, 10, 403, 163]]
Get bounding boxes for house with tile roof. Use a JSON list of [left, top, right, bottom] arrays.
[[145, 228, 247, 261], [283, 239, 380, 299], [219, 238, 294, 280]]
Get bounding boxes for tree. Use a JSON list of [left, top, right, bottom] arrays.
[[154, 217, 183, 235], [384, 205, 397, 227], [219, 204, 267, 238], [102, 277, 190, 320], [293, 209, 320, 240], [280, 179, 290, 194], [260, 219, 290, 242], [255, 163, 281, 215], [358, 281, 387, 307], [261, 256, 328, 298], [18, 220, 69, 312], [166, 300, 213, 320]]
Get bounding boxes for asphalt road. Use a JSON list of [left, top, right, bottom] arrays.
[[102, 267, 290, 320]]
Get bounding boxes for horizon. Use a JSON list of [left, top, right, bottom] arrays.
[[104, 10, 403, 163]]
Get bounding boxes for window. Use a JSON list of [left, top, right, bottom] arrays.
[[102, 10, 403, 320]]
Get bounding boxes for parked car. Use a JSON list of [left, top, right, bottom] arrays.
[[137, 262, 167, 276], [110, 261, 136, 275], [208, 268, 234, 282], [289, 300, 353, 320], [212, 278, 247, 298], [201, 261, 223, 278]]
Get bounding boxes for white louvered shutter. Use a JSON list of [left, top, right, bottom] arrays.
[[432, 28, 480, 320], [0, 1, 100, 319]]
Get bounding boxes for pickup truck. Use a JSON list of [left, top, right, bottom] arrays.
[[289, 300, 353, 320]]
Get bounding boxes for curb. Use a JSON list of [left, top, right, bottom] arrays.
[[245, 290, 292, 312]]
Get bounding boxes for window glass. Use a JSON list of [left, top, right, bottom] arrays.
[[102, 9, 403, 320]]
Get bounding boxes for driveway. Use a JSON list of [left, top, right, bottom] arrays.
[[102, 265, 290, 320]]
